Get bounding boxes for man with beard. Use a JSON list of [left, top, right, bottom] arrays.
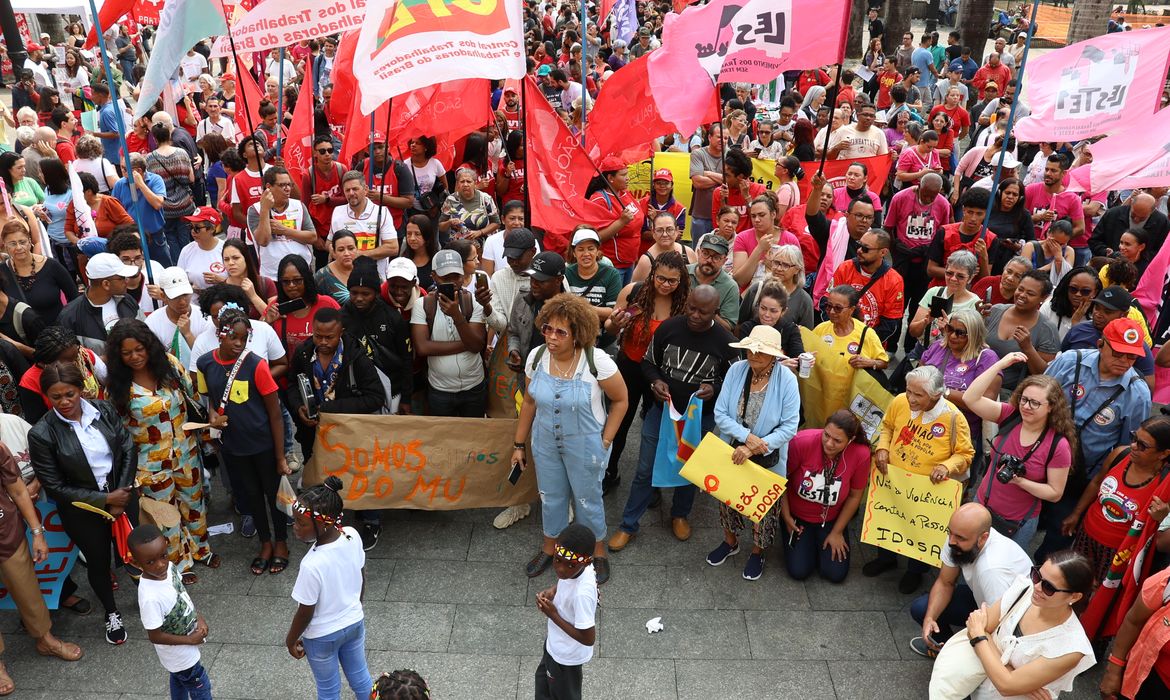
[[500, 86, 522, 132], [687, 236, 739, 330], [908, 503, 1031, 658]]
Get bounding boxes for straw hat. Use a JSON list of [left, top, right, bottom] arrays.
[[728, 325, 786, 358]]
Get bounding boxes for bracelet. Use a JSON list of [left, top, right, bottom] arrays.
[[969, 635, 988, 648], [30, 527, 44, 536], [513, 443, 526, 450], [1107, 654, 1127, 668]]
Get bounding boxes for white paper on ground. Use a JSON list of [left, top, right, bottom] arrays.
[[207, 522, 234, 536], [646, 616, 664, 634]]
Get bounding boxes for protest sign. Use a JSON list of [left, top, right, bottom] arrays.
[[304, 413, 537, 510], [680, 433, 787, 524], [228, 0, 366, 52], [486, 342, 523, 419], [797, 326, 893, 434], [0, 499, 78, 611], [860, 466, 961, 568]]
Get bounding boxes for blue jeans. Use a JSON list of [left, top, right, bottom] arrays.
[[162, 218, 192, 265], [144, 228, 174, 268], [618, 402, 701, 534], [302, 619, 373, 700], [783, 519, 851, 583], [689, 217, 713, 247], [169, 661, 213, 700], [1073, 246, 1091, 267], [911, 583, 978, 640], [615, 265, 633, 286]]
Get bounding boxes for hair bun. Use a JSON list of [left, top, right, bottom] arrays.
[[323, 476, 343, 493]]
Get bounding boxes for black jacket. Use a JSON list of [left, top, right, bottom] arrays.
[[55, 292, 142, 353], [287, 335, 387, 426], [341, 299, 413, 405], [28, 399, 136, 509], [1089, 205, 1170, 257]]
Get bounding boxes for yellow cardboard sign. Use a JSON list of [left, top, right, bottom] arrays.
[[679, 433, 787, 523], [860, 466, 961, 568]]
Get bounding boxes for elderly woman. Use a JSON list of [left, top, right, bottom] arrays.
[[438, 167, 501, 243], [705, 325, 800, 581], [512, 293, 628, 585], [809, 285, 889, 420], [867, 365, 974, 593], [739, 244, 814, 329], [962, 352, 1075, 547], [908, 250, 981, 348]]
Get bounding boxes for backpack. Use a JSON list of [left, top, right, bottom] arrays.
[[423, 289, 474, 335]]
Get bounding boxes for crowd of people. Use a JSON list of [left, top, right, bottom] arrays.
[[0, 1, 1169, 699]]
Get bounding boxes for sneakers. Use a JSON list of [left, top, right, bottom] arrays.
[[742, 553, 765, 581], [910, 636, 940, 659], [286, 451, 304, 474], [706, 540, 740, 566], [240, 515, 257, 538], [105, 611, 126, 645], [601, 473, 621, 496], [898, 570, 924, 594], [861, 555, 897, 577], [360, 523, 382, 551], [492, 504, 531, 529]]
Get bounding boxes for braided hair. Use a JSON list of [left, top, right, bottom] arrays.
[[33, 325, 80, 366], [621, 250, 689, 348], [370, 669, 430, 699], [297, 476, 347, 547]]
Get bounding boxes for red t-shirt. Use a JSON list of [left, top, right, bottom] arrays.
[[126, 131, 153, 155], [929, 223, 997, 287], [267, 295, 342, 360], [499, 164, 525, 208], [784, 429, 872, 523], [797, 69, 830, 97], [876, 70, 902, 110], [1082, 453, 1164, 548], [230, 168, 266, 227], [930, 104, 971, 135], [971, 275, 1009, 305], [364, 160, 406, 230], [502, 107, 521, 132], [935, 130, 956, 172], [827, 259, 906, 326], [303, 163, 345, 240], [55, 138, 77, 164], [711, 181, 767, 232], [589, 189, 643, 269]]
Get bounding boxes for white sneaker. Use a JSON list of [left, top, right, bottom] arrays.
[[286, 451, 304, 474], [492, 504, 531, 529]]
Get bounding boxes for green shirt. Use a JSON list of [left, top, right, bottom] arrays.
[[565, 263, 622, 310], [930, 45, 947, 70], [12, 177, 44, 208], [687, 263, 740, 326]]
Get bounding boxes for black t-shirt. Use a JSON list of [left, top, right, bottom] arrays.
[[946, 45, 963, 63], [641, 315, 738, 415], [869, 19, 884, 40]]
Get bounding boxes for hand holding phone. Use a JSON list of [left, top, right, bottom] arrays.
[[437, 283, 457, 301]]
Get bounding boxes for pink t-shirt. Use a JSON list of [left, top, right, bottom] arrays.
[[883, 186, 953, 249], [1023, 182, 1085, 244], [976, 404, 1073, 521], [784, 429, 872, 523], [832, 187, 883, 214], [732, 229, 800, 257], [895, 147, 942, 187]]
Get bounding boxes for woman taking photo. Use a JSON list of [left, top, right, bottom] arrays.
[[0, 152, 44, 207], [3, 221, 77, 323], [399, 215, 438, 287], [962, 352, 1075, 546], [985, 270, 1059, 391], [315, 230, 359, 305], [29, 361, 136, 645], [1038, 266, 1100, 342], [220, 238, 276, 319], [908, 250, 981, 348], [630, 211, 696, 283], [105, 320, 215, 585], [810, 285, 889, 420], [513, 293, 628, 585], [706, 325, 800, 581], [265, 255, 341, 359], [780, 410, 871, 583]]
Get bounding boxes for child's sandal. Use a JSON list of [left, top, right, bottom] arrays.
[[200, 553, 222, 569], [181, 572, 198, 586]]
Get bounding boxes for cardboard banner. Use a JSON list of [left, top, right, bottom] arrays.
[[228, 0, 366, 53], [0, 499, 79, 611], [304, 413, 537, 510], [485, 342, 523, 419], [860, 466, 961, 568], [679, 433, 787, 523]]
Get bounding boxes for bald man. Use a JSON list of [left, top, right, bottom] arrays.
[[1090, 192, 1170, 258], [908, 503, 1032, 658]]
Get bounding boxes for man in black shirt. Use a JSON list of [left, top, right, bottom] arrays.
[[868, 8, 884, 45]]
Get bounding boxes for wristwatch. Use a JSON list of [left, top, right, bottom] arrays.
[[969, 635, 988, 647]]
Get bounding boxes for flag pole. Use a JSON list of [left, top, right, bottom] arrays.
[[580, 0, 588, 150], [521, 73, 531, 229], [276, 47, 285, 153], [367, 114, 376, 187], [87, 0, 154, 286], [817, 62, 843, 177], [217, 0, 256, 138], [374, 98, 394, 237]]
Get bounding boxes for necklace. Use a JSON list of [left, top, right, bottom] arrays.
[[550, 350, 578, 378], [751, 364, 774, 385]]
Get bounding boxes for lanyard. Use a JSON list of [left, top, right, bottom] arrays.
[[216, 349, 251, 415]]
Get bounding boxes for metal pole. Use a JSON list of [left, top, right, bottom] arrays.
[[521, 74, 531, 229], [218, 0, 256, 137], [817, 63, 844, 176], [276, 47, 285, 152], [367, 114, 376, 187], [580, 0, 588, 149]]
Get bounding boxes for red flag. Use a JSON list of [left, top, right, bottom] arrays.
[[598, 0, 616, 21], [132, 0, 164, 26], [85, 0, 135, 48], [339, 92, 390, 169], [234, 67, 266, 142], [282, 70, 314, 186], [524, 77, 614, 254], [329, 31, 359, 147], [387, 80, 493, 154]]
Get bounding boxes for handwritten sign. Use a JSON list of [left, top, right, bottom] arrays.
[[860, 466, 961, 568], [0, 499, 79, 610], [679, 433, 786, 524], [304, 413, 537, 510]]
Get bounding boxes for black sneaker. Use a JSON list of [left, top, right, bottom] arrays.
[[898, 570, 924, 594], [360, 523, 381, 551], [601, 473, 621, 496], [105, 611, 126, 645], [862, 555, 897, 577]]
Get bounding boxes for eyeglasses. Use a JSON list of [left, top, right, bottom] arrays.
[[943, 324, 967, 338], [771, 260, 797, 270], [1130, 431, 1154, 451], [944, 269, 970, 281], [1030, 565, 1075, 596], [280, 277, 305, 287], [823, 303, 850, 314], [119, 255, 144, 265], [1069, 286, 1096, 297], [759, 130, 773, 136], [653, 227, 677, 234], [1018, 395, 1046, 410], [541, 323, 570, 339], [316, 148, 333, 155], [653, 274, 681, 287], [852, 212, 875, 222], [3, 238, 30, 249], [192, 223, 215, 231], [274, 182, 293, 189]]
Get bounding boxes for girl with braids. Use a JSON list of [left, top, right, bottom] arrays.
[[286, 476, 373, 700], [601, 251, 690, 495], [18, 325, 106, 423], [105, 320, 215, 585], [196, 305, 290, 576], [370, 669, 430, 699]]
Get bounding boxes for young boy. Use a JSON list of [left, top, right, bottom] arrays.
[[128, 525, 212, 700], [535, 524, 598, 700]]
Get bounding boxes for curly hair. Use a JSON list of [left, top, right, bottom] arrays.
[[371, 669, 430, 699], [622, 251, 688, 348], [1007, 374, 1078, 456], [33, 325, 80, 366], [105, 319, 182, 414], [535, 293, 599, 349]]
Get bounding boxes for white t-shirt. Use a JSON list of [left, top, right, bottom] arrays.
[[329, 199, 397, 278], [481, 230, 541, 273], [409, 158, 447, 198], [75, 157, 118, 193], [828, 124, 890, 160], [196, 116, 238, 145], [146, 304, 211, 369], [99, 298, 120, 332], [545, 563, 597, 666], [187, 318, 286, 371], [179, 53, 208, 82], [248, 199, 314, 278], [138, 562, 201, 673], [176, 239, 226, 290], [136, 261, 170, 314], [266, 58, 298, 83], [525, 346, 617, 424], [291, 526, 366, 640], [939, 527, 1032, 607], [409, 294, 486, 392]]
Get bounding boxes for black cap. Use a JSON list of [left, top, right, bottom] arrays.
[[525, 251, 566, 281], [1092, 285, 1133, 312], [503, 228, 537, 259], [347, 257, 381, 290]]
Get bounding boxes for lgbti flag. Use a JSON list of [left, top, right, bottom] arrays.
[[282, 70, 315, 186], [659, 0, 851, 84], [1067, 108, 1170, 194], [652, 394, 704, 488], [133, 0, 228, 119], [353, 0, 526, 116], [1014, 26, 1170, 142]]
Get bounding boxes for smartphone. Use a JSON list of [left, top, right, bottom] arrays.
[[507, 461, 523, 485], [624, 305, 640, 318], [437, 283, 457, 301], [475, 272, 489, 292], [929, 294, 953, 319], [277, 297, 309, 315], [984, 286, 993, 304]]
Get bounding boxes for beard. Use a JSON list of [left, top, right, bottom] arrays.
[[949, 542, 979, 566]]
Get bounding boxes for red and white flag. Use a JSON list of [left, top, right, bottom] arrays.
[[228, 0, 364, 52]]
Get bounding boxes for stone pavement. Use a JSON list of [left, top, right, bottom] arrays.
[[0, 433, 1108, 700]]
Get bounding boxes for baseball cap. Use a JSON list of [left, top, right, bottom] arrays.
[[219, 73, 236, 83], [432, 249, 464, 277], [385, 257, 418, 282], [157, 267, 194, 299], [1092, 286, 1134, 312], [366, 130, 388, 147], [1103, 318, 1145, 356], [87, 253, 139, 280], [503, 228, 537, 258], [525, 252, 566, 281], [652, 168, 673, 183], [503, 85, 518, 95], [984, 81, 999, 91], [183, 206, 221, 225], [571, 229, 601, 247], [537, 65, 552, 77], [698, 235, 730, 256], [996, 152, 1020, 169], [598, 155, 626, 172], [26, 42, 43, 52], [639, 27, 651, 36]]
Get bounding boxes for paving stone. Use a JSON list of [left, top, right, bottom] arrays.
[[384, 559, 528, 606], [362, 600, 456, 652], [747, 610, 900, 660], [598, 608, 748, 660], [205, 642, 317, 699], [516, 654, 678, 700], [373, 520, 474, 561], [676, 659, 837, 700], [367, 650, 521, 699], [448, 603, 547, 656], [830, 659, 933, 699], [0, 633, 191, 695]]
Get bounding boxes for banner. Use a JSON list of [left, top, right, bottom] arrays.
[[652, 394, 703, 487], [0, 499, 79, 610], [1067, 108, 1170, 194], [859, 466, 961, 568], [133, 0, 228, 119], [679, 433, 787, 524], [304, 413, 538, 510], [485, 341, 523, 419], [797, 326, 894, 434], [354, 0, 526, 115], [1013, 26, 1170, 142], [228, 0, 365, 52]]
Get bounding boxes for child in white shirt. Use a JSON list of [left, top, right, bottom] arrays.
[[535, 524, 598, 700]]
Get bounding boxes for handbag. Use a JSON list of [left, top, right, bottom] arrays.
[[731, 367, 780, 468], [857, 325, 891, 389], [928, 585, 1031, 700]]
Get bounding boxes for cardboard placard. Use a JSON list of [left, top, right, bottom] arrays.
[[0, 499, 78, 610], [485, 341, 523, 419], [679, 433, 787, 523], [860, 466, 962, 568]]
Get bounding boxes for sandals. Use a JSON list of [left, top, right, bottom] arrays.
[[36, 639, 83, 662], [61, 595, 92, 616], [181, 572, 198, 586], [0, 660, 12, 696], [200, 553, 222, 569], [268, 557, 289, 575], [250, 557, 269, 576]]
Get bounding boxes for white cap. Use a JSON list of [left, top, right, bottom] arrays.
[[571, 229, 601, 247], [997, 153, 1020, 169], [157, 266, 194, 299], [386, 257, 418, 281], [86, 253, 139, 280]]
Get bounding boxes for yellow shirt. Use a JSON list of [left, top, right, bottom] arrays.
[[810, 320, 889, 419], [1097, 268, 1153, 345], [877, 394, 974, 478]]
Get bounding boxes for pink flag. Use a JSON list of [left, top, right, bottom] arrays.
[[1066, 108, 1170, 193], [659, 0, 851, 84], [1013, 26, 1170, 143]]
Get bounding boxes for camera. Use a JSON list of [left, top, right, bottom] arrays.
[[995, 454, 1026, 484]]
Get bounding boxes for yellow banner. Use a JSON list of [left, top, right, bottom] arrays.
[[859, 466, 961, 568], [679, 433, 787, 523]]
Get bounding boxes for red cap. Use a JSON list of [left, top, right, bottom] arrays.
[[1102, 318, 1145, 356], [366, 130, 387, 146], [652, 168, 673, 182], [503, 85, 518, 94], [26, 42, 43, 52], [183, 206, 222, 226], [219, 73, 236, 82], [598, 155, 626, 172]]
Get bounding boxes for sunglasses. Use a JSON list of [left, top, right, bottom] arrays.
[[944, 270, 969, 280], [280, 277, 305, 287], [943, 324, 967, 338], [1069, 286, 1096, 297], [823, 303, 850, 314], [316, 148, 333, 155], [1030, 565, 1074, 596], [1130, 430, 1154, 451], [541, 323, 570, 339], [855, 244, 874, 254]]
